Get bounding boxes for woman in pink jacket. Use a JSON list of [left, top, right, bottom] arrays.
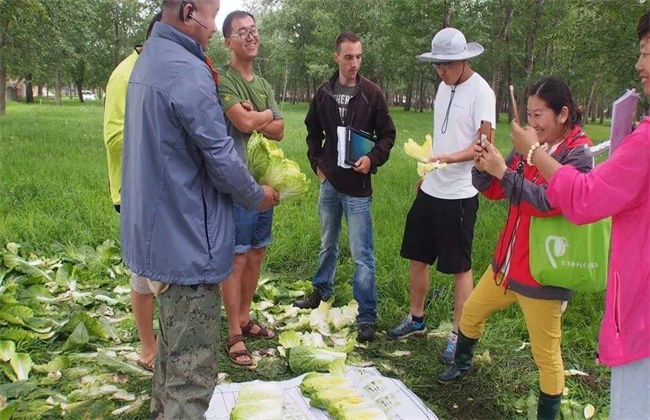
[[510, 12, 650, 418]]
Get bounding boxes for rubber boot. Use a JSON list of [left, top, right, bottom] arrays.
[[437, 330, 478, 383], [537, 391, 561, 420]]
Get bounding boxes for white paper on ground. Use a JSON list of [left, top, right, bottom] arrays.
[[205, 366, 438, 420]]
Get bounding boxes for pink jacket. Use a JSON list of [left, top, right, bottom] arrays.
[[546, 119, 650, 367]]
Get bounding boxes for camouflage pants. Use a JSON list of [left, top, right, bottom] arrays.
[[151, 283, 221, 420]]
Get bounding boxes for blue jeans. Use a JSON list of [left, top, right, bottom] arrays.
[[312, 180, 377, 324]]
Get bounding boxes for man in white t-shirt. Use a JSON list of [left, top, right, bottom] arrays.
[[388, 28, 496, 366]]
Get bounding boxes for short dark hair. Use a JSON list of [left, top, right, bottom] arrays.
[[638, 11, 650, 41], [335, 31, 360, 52], [528, 77, 582, 127], [222, 11, 255, 38], [146, 11, 163, 39]]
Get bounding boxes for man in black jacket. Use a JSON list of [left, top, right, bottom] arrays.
[[294, 31, 396, 342]]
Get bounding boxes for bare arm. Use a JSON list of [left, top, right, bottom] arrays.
[[224, 102, 274, 135], [259, 118, 284, 141], [431, 142, 475, 164]]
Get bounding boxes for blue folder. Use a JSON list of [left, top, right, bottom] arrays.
[[345, 127, 375, 166]]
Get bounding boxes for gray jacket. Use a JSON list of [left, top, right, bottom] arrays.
[[121, 23, 263, 285]]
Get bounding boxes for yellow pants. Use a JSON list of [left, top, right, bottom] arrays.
[[460, 266, 565, 395]]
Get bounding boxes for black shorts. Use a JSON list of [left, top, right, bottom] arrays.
[[400, 191, 478, 274]]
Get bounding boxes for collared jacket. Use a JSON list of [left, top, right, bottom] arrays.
[[305, 71, 396, 197], [103, 48, 140, 209], [547, 119, 650, 367], [472, 126, 592, 300], [121, 22, 263, 285]]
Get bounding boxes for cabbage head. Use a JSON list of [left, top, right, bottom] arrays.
[[237, 381, 285, 404], [287, 345, 346, 374], [308, 388, 363, 410], [261, 155, 308, 200], [247, 132, 271, 182], [300, 372, 353, 397], [416, 161, 447, 177], [230, 399, 283, 420], [403, 134, 432, 163]]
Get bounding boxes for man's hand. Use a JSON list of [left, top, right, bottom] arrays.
[[316, 166, 326, 181], [429, 154, 452, 164], [415, 177, 424, 195], [258, 185, 280, 211], [353, 156, 371, 174], [240, 101, 254, 112]]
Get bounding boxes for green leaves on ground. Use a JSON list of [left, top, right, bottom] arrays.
[[0, 241, 151, 418]]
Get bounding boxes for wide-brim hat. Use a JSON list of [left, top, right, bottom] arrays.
[[417, 27, 484, 63]]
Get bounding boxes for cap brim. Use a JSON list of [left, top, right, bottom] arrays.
[[416, 43, 484, 63]]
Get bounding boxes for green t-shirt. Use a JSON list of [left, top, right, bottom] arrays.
[[217, 64, 281, 164]]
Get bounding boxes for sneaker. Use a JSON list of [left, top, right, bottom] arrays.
[[440, 331, 458, 365], [293, 291, 322, 309], [387, 315, 427, 340], [358, 323, 375, 342]]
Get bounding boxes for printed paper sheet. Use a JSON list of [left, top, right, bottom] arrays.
[[205, 367, 438, 419]]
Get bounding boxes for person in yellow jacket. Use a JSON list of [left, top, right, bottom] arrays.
[[102, 11, 161, 372]]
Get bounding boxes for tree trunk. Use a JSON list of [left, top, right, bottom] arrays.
[[506, 57, 513, 122], [404, 81, 413, 111], [25, 73, 34, 103], [281, 60, 290, 109], [442, 0, 452, 28], [0, 58, 6, 115], [55, 69, 62, 106], [417, 74, 426, 112], [76, 59, 86, 102], [520, 0, 545, 122], [113, 14, 120, 68], [491, 0, 513, 123], [583, 76, 598, 126]]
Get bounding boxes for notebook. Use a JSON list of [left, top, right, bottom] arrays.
[[345, 127, 375, 166]]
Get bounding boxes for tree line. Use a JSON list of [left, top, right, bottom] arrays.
[[1, 0, 647, 122]]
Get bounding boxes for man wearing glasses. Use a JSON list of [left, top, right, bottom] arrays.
[[217, 10, 284, 366], [388, 28, 495, 366]]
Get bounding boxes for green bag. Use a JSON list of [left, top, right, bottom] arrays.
[[529, 215, 611, 292]]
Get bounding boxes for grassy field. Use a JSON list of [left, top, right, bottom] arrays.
[[0, 99, 612, 419]]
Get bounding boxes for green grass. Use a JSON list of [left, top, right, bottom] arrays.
[[0, 100, 611, 419]]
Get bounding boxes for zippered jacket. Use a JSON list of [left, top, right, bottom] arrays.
[[472, 126, 592, 300], [547, 119, 650, 367], [305, 71, 396, 197], [103, 48, 140, 208], [121, 23, 263, 285]]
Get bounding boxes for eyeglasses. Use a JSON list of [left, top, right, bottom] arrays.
[[432, 61, 453, 70], [228, 27, 259, 40]]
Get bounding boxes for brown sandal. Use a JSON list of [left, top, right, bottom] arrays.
[[137, 356, 156, 372], [241, 319, 275, 340], [226, 334, 253, 366]]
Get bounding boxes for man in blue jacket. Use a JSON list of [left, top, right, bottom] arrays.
[[121, 0, 278, 417]]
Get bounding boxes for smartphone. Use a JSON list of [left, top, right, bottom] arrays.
[[479, 120, 493, 149]]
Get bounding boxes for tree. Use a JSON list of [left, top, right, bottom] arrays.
[[0, 0, 45, 114]]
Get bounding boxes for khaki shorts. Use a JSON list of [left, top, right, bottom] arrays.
[[130, 273, 169, 296]]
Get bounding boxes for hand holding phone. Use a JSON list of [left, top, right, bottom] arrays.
[[478, 120, 493, 149]]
